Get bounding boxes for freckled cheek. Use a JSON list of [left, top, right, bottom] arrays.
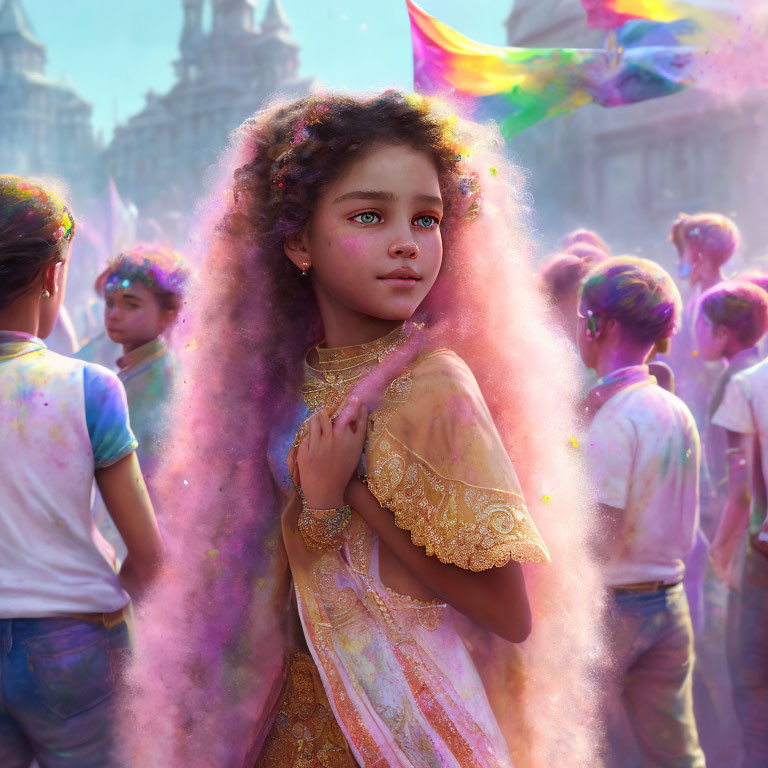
[[420, 234, 443, 275], [335, 233, 380, 263]]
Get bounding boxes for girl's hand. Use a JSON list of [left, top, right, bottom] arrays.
[[294, 398, 368, 509]]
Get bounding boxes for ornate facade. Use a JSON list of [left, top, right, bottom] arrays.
[[104, 0, 313, 220], [0, 0, 97, 195], [505, 0, 768, 264]]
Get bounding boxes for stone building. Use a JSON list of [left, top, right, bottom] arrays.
[[505, 0, 768, 266], [104, 0, 313, 222], [0, 0, 97, 196]]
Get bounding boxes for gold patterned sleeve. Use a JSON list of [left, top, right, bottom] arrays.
[[365, 350, 550, 571]]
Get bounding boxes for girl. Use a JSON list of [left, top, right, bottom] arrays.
[[124, 92, 603, 767], [0, 176, 164, 767]]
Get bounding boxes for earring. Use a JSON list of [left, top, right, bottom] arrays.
[[41, 289, 51, 299], [300, 262, 310, 277]]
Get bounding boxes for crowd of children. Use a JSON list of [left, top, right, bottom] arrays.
[[540, 213, 768, 768], [1, 89, 767, 768]]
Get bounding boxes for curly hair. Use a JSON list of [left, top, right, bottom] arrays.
[[0, 175, 76, 312], [208, 91, 477, 418], [699, 280, 768, 347], [670, 212, 740, 268], [580, 256, 683, 349], [125, 91, 603, 767]]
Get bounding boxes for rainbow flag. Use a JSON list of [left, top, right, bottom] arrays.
[[582, 0, 728, 30], [408, 0, 695, 138]]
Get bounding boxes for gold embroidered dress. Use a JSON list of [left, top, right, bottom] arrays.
[[259, 325, 549, 768]]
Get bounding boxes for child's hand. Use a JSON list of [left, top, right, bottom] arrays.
[[295, 398, 368, 509]]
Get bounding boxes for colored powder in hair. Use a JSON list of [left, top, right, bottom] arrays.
[[700, 280, 768, 346], [581, 256, 682, 345], [119, 92, 605, 767], [96, 244, 188, 298], [0, 175, 74, 242]]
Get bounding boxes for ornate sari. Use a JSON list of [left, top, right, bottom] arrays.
[[254, 325, 549, 768]]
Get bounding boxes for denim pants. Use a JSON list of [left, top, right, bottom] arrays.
[[0, 616, 130, 768], [604, 585, 706, 768], [727, 545, 768, 767]]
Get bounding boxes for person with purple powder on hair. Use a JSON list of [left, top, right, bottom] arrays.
[[95, 246, 188, 480], [708, 292, 768, 766], [82, 245, 188, 561], [578, 256, 705, 768]]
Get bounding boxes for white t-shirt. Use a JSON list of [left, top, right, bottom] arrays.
[[712, 357, 768, 535], [585, 367, 701, 586], [0, 333, 137, 617]]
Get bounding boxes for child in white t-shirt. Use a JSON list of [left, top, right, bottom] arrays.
[[579, 256, 705, 768], [0, 176, 164, 768], [711, 358, 768, 766], [694, 280, 768, 533]]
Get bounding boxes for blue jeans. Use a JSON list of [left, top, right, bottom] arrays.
[[0, 617, 130, 768], [604, 585, 706, 768], [727, 545, 768, 767]]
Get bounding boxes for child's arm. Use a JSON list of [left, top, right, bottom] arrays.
[[96, 452, 164, 599], [345, 478, 531, 643], [710, 430, 751, 583], [751, 438, 768, 556]]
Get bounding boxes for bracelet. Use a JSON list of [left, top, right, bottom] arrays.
[[297, 504, 352, 551]]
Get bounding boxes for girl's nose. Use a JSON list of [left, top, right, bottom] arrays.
[[388, 240, 419, 259]]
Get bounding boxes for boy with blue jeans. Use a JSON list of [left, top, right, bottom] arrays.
[[711, 358, 768, 767], [579, 257, 706, 767]]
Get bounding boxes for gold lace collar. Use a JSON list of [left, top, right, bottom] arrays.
[[302, 323, 408, 411], [314, 324, 406, 373]]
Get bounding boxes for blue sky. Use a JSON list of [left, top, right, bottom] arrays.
[[24, 0, 515, 141]]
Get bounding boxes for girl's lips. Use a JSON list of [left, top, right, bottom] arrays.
[[380, 267, 421, 280], [378, 277, 421, 288]]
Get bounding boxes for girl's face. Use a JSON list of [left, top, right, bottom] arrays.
[[294, 143, 444, 324], [104, 280, 172, 352], [694, 308, 726, 361]]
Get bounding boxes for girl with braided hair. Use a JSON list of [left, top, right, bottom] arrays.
[[124, 92, 603, 768], [0, 175, 163, 767]]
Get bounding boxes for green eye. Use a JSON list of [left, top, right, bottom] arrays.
[[414, 215, 438, 228], [353, 212, 380, 225]]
